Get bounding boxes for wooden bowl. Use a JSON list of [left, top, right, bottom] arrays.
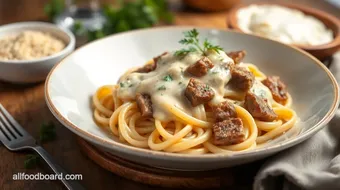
[[227, 2, 340, 60], [183, 0, 241, 12]]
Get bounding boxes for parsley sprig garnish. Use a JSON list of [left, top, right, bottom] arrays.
[[175, 29, 224, 57]]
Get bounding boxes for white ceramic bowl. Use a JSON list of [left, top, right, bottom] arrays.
[[0, 22, 75, 83], [45, 27, 339, 171]]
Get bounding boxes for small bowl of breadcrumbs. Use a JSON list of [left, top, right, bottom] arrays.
[[0, 22, 75, 83]]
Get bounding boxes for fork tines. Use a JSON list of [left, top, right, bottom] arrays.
[[0, 104, 25, 141]]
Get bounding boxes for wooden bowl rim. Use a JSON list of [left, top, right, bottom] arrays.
[[227, 2, 340, 51]]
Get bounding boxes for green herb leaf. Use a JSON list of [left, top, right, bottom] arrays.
[[44, 0, 64, 21], [160, 11, 174, 24], [163, 75, 173, 82], [39, 122, 56, 143], [179, 38, 194, 45], [204, 84, 211, 91], [24, 154, 40, 169], [183, 28, 199, 39], [203, 39, 223, 54], [175, 29, 224, 57], [72, 21, 87, 36], [174, 46, 196, 57], [180, 67, 184, 74], [120, 82, 125, 87], [157, 85, 166, 91], [178, 82, 183, 85], [70, 0, 174, 42]]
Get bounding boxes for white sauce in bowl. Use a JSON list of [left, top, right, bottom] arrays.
[[237, 5, 334, 46]]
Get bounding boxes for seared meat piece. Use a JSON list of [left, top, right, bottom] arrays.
[[135, 52, 167, 73], [136, 93, 153, 117], [262, 76, 288, 105], [213, 118, 245, 146], [185, 78, 215, 106], [244, 92, 277, 122], [135, 63, 156, 73], [227, 50, 246, 64], [153, 52, 168, 64], [186, 57, 214, 77], [229, 66, 255, 91], [213, 101, 237, 122]]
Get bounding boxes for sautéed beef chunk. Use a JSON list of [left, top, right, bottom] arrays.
[[135, 62, 156, 73], [213, 101, 237, 122], [186, 57, 214, 77], [227, 50, 246, 64], [213, 118, 245, 145], [185, 78, 215, 106], [230, 66, 255, 91], [135, 52, 168, 73], [244, 92, 277, 121], [153, 52, 168, 64], [136, 93, 153, 117], [262, 76, 288, 105]]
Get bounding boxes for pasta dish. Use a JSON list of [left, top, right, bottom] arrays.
[[92, 29, 297, 154]]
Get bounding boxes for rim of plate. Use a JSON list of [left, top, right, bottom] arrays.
[[45, 26, 339, 160]]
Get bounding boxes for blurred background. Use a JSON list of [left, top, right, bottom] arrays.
[[0, 0, 339, 50], [0, 0, 339, 24], [1, 0, 339, 43]]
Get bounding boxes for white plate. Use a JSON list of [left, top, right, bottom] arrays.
[[45, 27, 339, 170]]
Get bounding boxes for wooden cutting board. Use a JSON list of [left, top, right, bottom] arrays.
[[77, 138, 236, 189]]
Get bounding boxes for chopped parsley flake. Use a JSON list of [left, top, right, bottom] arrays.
[[163, 75, 173, 82], [157, 85, 166, 91], [129, 84, 133, 87], [204, 84, 210, 91], [211, 71, 219, 74], [119, 82, 125, 87], [180, 67, 184, 74], [178, 82, 182, 85]]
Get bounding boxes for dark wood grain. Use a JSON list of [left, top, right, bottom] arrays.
[[77, 138, 236, 189], [0, 0, 338, 190]]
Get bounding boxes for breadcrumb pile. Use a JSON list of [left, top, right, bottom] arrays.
[[0, 30, 65, 61]]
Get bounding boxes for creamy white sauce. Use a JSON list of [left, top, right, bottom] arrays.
[[250, 80, 273, 106], [117, 51, 234, 121], [237, 5, 333, 46], [117, 51, 273, 122]]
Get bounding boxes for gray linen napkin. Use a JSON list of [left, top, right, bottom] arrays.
[[254, 52, 340, 190]]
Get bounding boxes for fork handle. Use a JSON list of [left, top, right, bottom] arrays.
[[33, 146, 85, 190]]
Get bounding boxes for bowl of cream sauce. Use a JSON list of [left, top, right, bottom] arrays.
[[228, 3, 340, 60]]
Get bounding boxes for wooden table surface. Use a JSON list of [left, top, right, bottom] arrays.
[[0, 0, 339, 190]]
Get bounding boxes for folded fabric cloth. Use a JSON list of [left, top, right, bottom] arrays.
[[254, 52, 340, 190]]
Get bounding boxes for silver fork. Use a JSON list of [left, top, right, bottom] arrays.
[[0, 104, 84, 190]]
